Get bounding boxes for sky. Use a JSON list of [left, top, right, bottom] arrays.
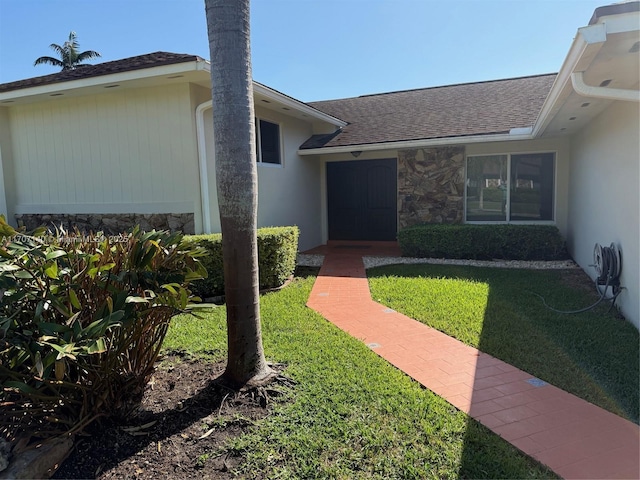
[[0, 0, 607, 102]]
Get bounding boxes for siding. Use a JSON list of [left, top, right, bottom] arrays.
[[8, 83, 202, 230]]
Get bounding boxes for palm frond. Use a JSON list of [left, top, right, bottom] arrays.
[[33, 56, 65, 68], [76, 50, 101, 63]]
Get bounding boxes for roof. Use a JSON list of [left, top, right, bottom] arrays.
[[302, 74, 557, 149], [589, 1, 639, 25], [0, 52, 203, 94]]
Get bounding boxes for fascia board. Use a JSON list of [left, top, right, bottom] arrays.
[[532, 12, 640, 137], [297, 132, 534, 156], [253, 83, 347, 128], [0, 60, 209, 102], [531, 24, 606, 137]]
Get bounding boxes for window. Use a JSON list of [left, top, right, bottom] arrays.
[[256, 118, 281, 165], [465, 152, 554, 222]]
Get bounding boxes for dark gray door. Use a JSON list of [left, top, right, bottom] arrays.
[[327, 159, 397, 241]]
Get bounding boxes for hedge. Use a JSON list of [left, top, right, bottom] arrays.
[[398, 224, 568, 260], [184, 226, 299, 298]]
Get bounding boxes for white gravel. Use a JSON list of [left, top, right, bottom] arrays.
[[362, 256, 578, 270], [297, 253, 578, 270]]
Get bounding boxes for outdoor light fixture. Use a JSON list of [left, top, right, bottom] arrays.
[[351, 151, 362, 158]]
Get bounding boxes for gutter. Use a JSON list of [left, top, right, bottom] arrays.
[[532, 11, 640, 136], [531, 23, 606, 137], [0, 60, 210, 102], [195, 100, 213, 233], [297, 130, 534, 156], [253, 83, 347, 127], [571, 72, 640, 102]]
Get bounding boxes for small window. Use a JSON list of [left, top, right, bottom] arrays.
[[256, 118, 281, 165]]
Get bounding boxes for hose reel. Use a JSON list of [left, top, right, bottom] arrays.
[[533, 242, 623, 314], [593, 243, 621, 288]]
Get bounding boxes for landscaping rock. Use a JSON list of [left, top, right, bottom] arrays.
[[0, 437, 72, 480]]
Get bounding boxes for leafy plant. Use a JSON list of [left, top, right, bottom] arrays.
[[0, 217, 207, 444]]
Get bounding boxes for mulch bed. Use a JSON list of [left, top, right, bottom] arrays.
[[53, 354, 274, 479]]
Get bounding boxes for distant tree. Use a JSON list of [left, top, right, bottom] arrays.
[[34, 31, 101, 71]]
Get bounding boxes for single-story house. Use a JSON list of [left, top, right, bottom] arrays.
[[0, 2, 638, 327]]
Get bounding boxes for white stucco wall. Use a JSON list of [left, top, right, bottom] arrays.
[[7, 83, 203, 231], [202, 106, 323, 251], [567, 101, 639, 328]]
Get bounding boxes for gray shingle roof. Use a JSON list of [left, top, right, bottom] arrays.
[[0, 52, 203, 93], [302, 74, 557, 149]]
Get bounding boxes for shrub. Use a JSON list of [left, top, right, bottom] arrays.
[[398, 224, 568, 260], [0, 218, 206, 443], [185, 226, 299, 298]]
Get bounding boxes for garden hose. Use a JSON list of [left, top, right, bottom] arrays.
[[532, 243, 622, 315]]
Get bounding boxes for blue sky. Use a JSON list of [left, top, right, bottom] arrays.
[[0, 0, 606, 101]]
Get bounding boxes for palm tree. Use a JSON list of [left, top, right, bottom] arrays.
[[205, 0, 272, 387], [34, 31, 101, 71]]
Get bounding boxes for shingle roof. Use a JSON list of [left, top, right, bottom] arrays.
[[302, 74, 557, 149], [0, 52, 203, 93]]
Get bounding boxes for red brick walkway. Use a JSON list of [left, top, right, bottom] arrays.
[[306, 252, 640, 479]]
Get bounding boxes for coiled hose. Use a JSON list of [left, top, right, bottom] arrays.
[[533, 243, 622, 315]]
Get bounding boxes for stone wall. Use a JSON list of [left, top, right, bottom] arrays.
[[15, 213, 195, 235], [397, 146, 465, 228]]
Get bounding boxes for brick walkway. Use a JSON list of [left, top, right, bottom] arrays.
[[306, 251, 640, 479]]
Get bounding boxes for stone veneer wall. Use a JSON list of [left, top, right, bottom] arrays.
[[398, 146, 465, 228], [15, 213, 195, 235]]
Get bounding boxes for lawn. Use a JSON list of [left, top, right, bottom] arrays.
[[164, 269, 556, 479], [368, 264, 640, 424]]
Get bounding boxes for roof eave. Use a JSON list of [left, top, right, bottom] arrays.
[[0, 59, 210, 103], [532, 10, 640, 137], [297, 130, 534, 156], [254, 83, 347, 127]]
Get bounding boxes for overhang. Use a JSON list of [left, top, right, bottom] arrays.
[[533, 4, 640, 138]]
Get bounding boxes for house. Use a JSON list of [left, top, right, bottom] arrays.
[[0, 2, 638, 327]]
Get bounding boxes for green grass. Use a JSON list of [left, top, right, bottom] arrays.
[[368, 264, 640, 424], [165, 271, 556, 479]]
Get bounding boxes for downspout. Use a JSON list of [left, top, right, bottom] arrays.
[[571, 72, 640, 102], [195, 100, 213, 233]]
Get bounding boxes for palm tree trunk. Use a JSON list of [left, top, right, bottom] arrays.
[[205, 0, 271, 387]]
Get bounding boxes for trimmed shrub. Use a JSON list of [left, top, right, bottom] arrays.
[[398, 224, 568, 260], [0, 219, 206, 443], [185, 226, 299, 298], [183, 233, 224, 299]]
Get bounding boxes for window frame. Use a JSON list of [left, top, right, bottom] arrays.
[[255, 116, 283, 167], [464, 151, 557, 225]]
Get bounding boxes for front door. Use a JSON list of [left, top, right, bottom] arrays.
[[327, 159, 397, 241]]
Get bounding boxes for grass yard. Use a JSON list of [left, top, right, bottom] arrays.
[[164, 270, 556, 479], [368, 264, 640, 424]]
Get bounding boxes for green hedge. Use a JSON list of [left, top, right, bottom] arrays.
[[184, 226, 299, 298], [398, 224, 568, 260]]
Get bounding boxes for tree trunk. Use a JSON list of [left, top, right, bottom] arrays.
[[205, 0, 271, 387]]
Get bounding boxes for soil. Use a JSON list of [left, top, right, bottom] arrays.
[[53, 353, 278, 480]]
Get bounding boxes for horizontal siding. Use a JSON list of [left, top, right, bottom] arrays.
[[9, 83, 201, 217]]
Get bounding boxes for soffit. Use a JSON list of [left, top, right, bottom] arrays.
[[541, 29, 640, 138]]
